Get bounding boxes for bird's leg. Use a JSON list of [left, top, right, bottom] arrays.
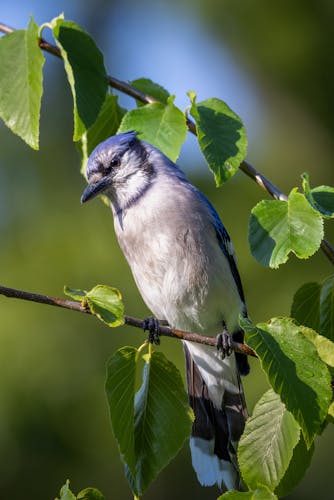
[[143, 316, 161, 345], [216, 324, 233, 359]]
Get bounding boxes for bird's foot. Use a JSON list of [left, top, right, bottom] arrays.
[[216, 330, 233, 359], [143, 317, 161, 345]]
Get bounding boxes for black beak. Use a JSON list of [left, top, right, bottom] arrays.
[[81, 176, 110, 203]]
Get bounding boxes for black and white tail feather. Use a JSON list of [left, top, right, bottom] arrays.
[[184, 341, 248, 490]]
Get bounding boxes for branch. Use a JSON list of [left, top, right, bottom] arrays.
[[0, 22, 333, 265], [0, 284, 257, 358]]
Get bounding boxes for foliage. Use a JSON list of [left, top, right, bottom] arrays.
[[105, 346, 193, 496], [249, 189, 323, 268], [0, 14, 333, 500], [56, 480, 105, 500]]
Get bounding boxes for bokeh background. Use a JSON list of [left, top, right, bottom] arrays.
[[1, 1, 334, 499]]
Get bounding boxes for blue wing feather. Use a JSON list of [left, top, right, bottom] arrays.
[[195, 189, 246, 308]]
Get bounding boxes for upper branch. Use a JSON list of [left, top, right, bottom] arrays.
[[0, 284, 257, 358], [0, 22, 333, 265]]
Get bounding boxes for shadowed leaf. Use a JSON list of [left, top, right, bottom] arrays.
[[302, 172, 334, 218], [291, 275, 334, 341], [189, 92, 247, 185], [78, 94, 125, 176], [131, 78, 169, 106], [126, 351, 194, 495], [275, 434, 314, 497], [51, 16, 108, 140]]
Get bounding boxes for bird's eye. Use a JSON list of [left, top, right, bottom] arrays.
[[110, 157, 120, 168], [104, 157, 120, 175]]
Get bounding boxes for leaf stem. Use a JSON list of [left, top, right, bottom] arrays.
[[0, 283, 257, 358], [136, 341, 149, 360]]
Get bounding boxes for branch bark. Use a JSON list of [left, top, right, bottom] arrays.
[[0, 20, 334, 267], [0, 284, 257, 358]]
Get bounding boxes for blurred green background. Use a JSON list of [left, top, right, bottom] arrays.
[[1, 1, 334, 499]]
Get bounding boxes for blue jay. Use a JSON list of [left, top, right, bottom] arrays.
[[81, 131, 249, 491]]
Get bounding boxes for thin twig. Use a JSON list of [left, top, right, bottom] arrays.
[[0, 21, 333, 265], [0, 284, 257, 358]]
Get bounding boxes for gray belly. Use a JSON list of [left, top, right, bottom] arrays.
[[115, 213, 243, 335]]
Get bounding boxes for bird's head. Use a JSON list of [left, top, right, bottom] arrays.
[[81, 131, 155, 209]]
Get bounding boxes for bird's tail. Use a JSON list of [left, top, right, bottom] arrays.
[[183, 341, 248, 491]]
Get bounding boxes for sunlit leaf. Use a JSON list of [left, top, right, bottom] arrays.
[[51, 16, 108, 140], [0, 17, 44, 149], [241, 317, 332, 447], [118, 96, 187, 161], [189, 92, 247, 185], [249, 189, 323, 268], [77, 488, 105, 500], [217, 485, 278, 499], [238, 389, 300, 490], [56, 480, 76, 500], [302, 172, 334, 218], [299, 326, 334, 368], [86, 285, 124, 327]]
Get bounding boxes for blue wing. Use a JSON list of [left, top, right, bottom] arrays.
[[195, 189, 246, 309]]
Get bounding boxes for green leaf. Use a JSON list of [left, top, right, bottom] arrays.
[[77, 488, 105, 500], [86, 285, 124, 327], [106, 348, 193, 497], [328, 401, 334, 422], [128, 351, 193, 496], [217, 485, 278, 499], [241, 317, 332, 447], [78, 94, 125, 176], [56, 480, 76, 500], [275, 434, 314, 497], [291, 282, 321, 332], [188, 92, 247, 185], [238, 389, 300, 491], [51, 16, 108, 140], [105, 347, 137, 476], [299, 326, 334, 368], [291, 275, 334, 341], [302, 172, 334, 218], [118, 96, 187, 161], [0, 17, 44, 149], [320, 275, 334, 342], [249, 189, 323, 268], [63, 285, 87, 301], [131, 78, 169, 106]]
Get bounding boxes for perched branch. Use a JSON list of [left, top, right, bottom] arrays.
[[0, 22, 333, 265], [0, 284, 257, 358]]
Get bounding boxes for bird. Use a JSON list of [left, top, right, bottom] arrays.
[[81, 131, 249, 491]]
